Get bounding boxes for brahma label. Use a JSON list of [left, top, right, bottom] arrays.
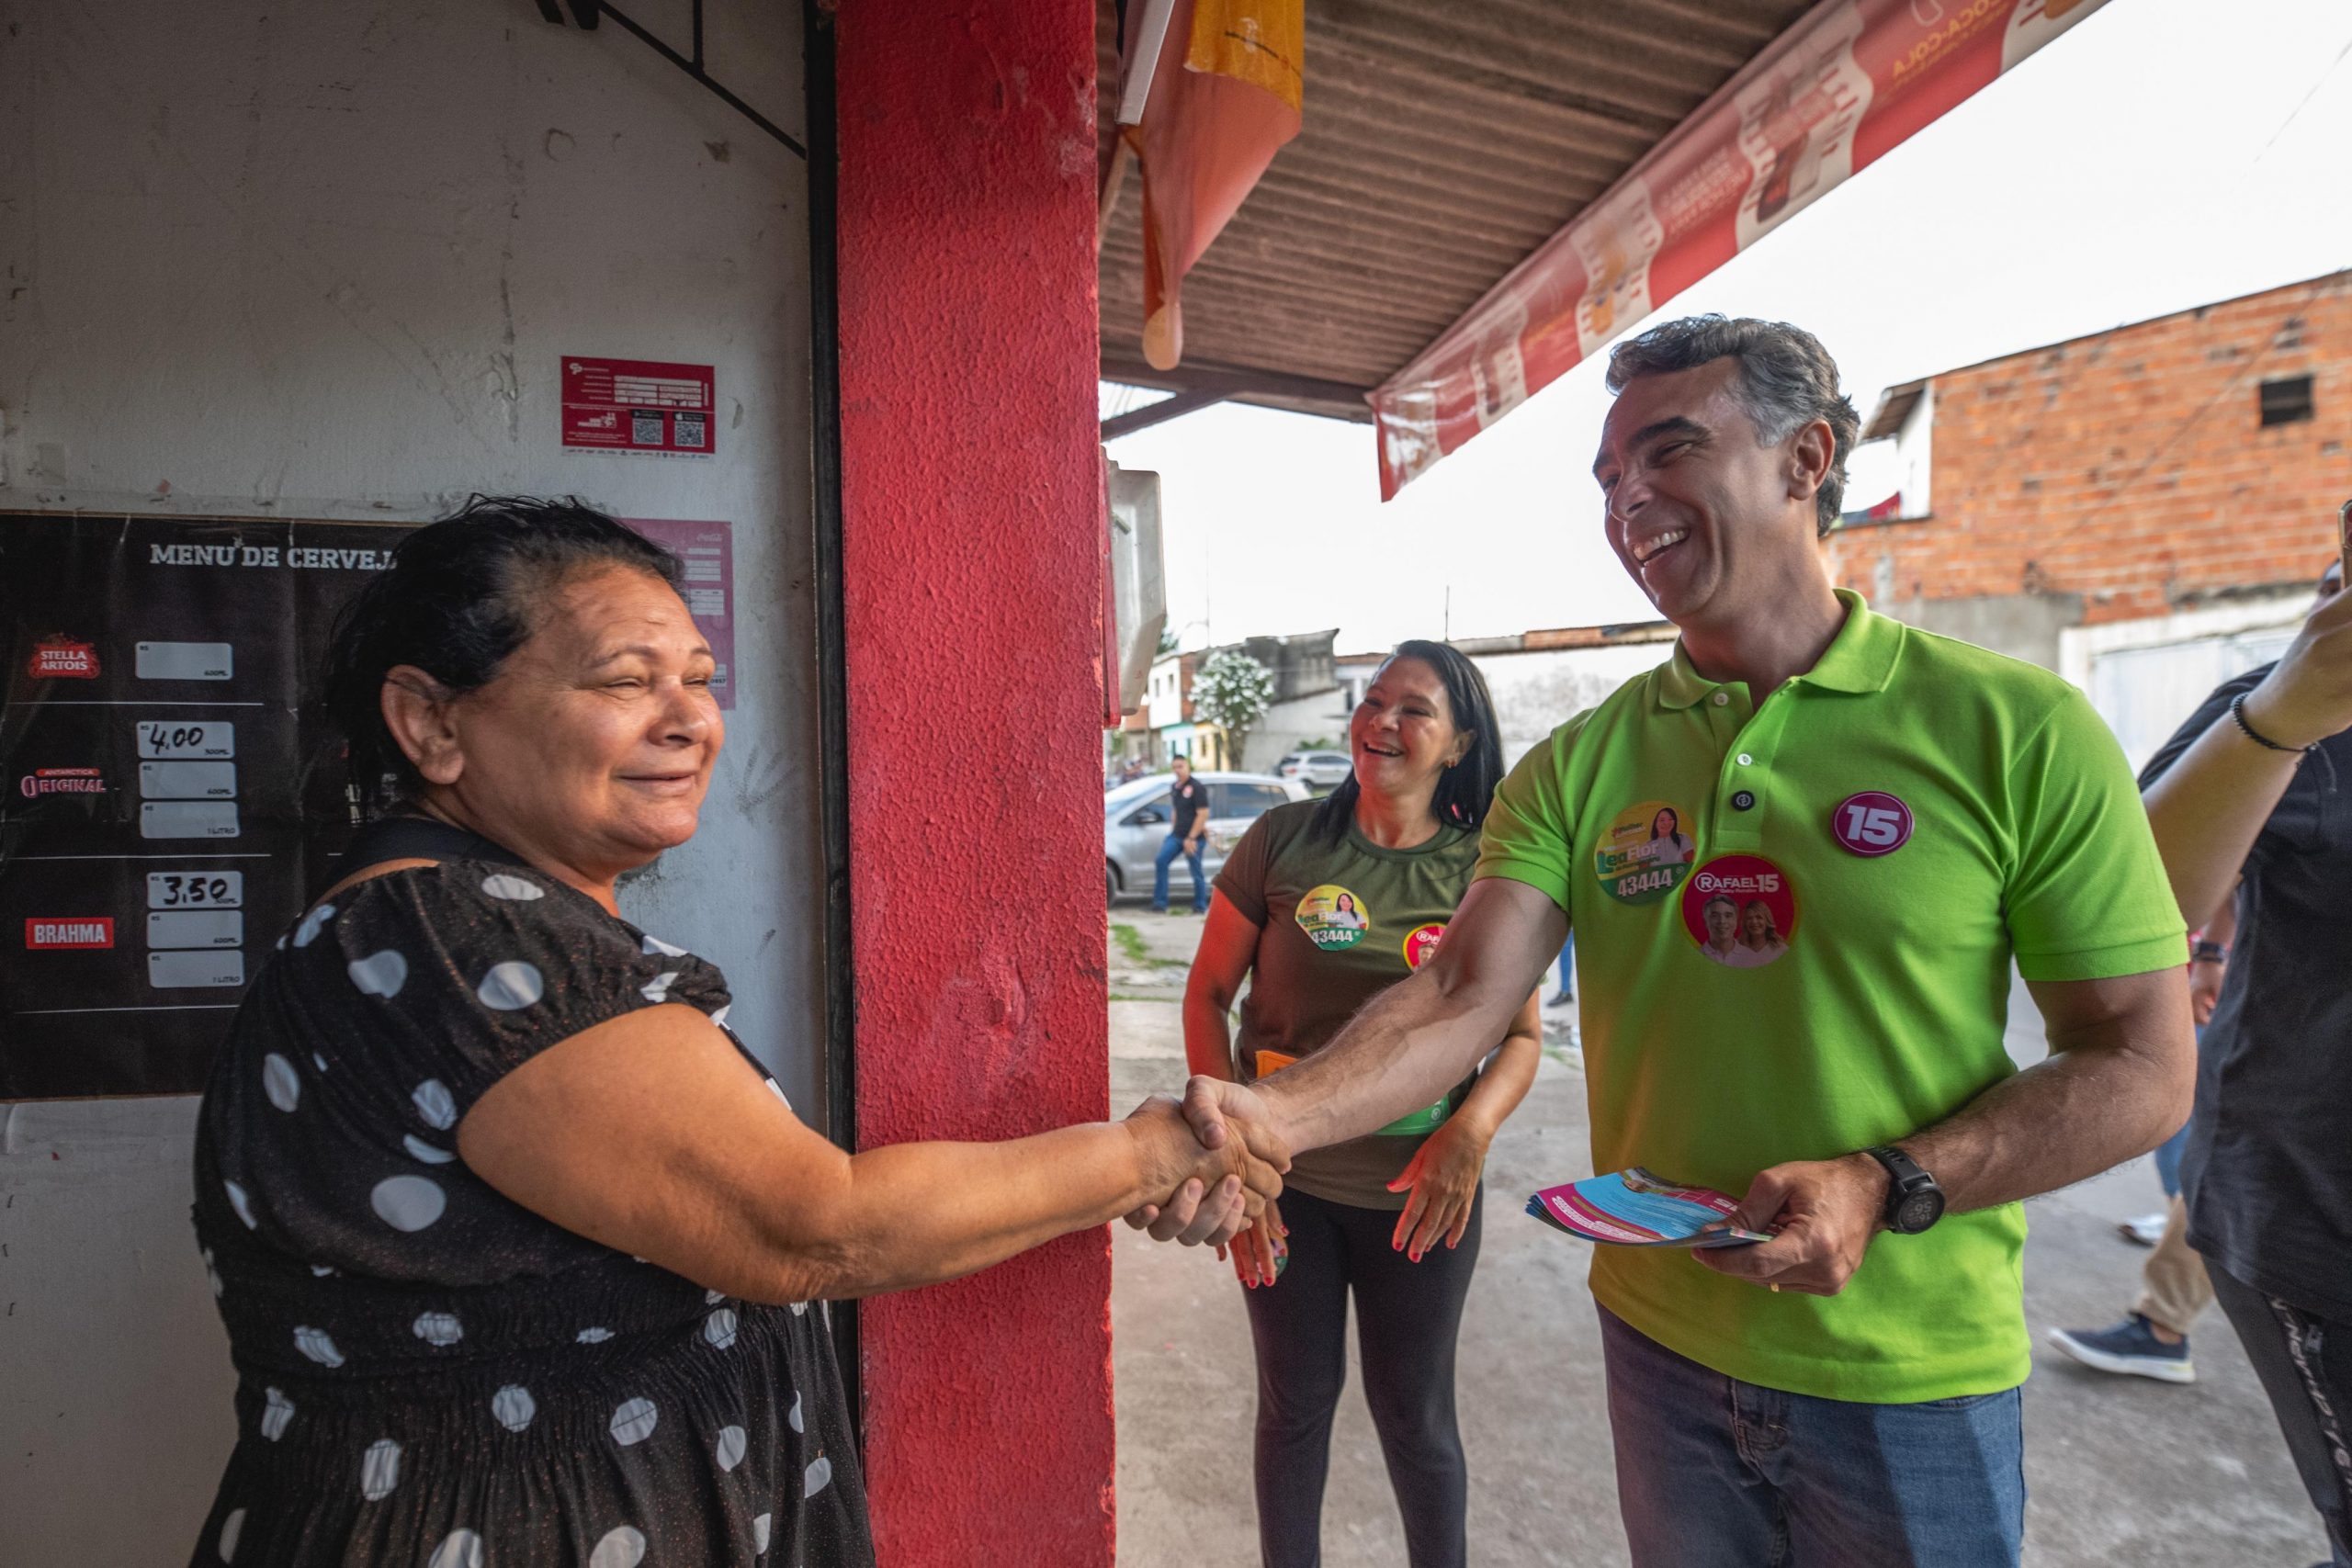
[[27, 918, 115, 950]]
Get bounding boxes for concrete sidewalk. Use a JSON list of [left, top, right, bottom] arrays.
[[1104, 909, 2326, 1567]]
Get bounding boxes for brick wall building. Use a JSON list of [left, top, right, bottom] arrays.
[[1826, 269, 2351, 678]]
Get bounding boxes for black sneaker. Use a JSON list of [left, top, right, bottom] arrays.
[[2047, 1314, 2194, 1383]]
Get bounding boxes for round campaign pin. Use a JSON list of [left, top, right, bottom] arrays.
[[1830, 792, 1914, 858], [1403, 922, 1446, 970], [1681, 854, 1799, 969], [1295, 885, 1372, 951], [1593, 799, 1697, 905]]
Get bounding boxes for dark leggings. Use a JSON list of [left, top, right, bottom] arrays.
[[1242, 1183, 1483, 1568]]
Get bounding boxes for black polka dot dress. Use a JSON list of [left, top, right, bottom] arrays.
[[188, 852, 872, 1567]]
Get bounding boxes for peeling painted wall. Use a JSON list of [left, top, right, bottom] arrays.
[[0, 3, 818, 1559], [830, 2, 1116, 1562]]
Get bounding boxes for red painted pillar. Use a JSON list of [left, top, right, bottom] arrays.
[[829, 3, 1114, 1564]]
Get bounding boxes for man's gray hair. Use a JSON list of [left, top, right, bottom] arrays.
[[1604, 316, 1860, 537]]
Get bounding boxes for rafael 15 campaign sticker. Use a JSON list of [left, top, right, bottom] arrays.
[[1404, 922, 1446, 969], [1831, 792, 1914, 857], [1295, 885, 1372, 951], [1682, 854, 1798, 969], [1594, 799, 1697, 905]]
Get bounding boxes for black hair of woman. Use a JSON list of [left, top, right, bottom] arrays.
[[320, 495, 682, 808], [1314, 638, 1507, 841]]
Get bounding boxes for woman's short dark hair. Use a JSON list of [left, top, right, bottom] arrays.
[[1604, 315, 1860, 537], [320, 495, 682, 806], [1313, 639, 1507, 841]]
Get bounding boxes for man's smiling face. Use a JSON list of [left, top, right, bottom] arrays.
[[1592, 356, 1819, 629]]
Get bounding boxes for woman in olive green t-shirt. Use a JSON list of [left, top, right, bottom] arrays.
[[1183, 640, 1544, 1568]]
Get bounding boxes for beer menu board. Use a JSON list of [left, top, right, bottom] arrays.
[[0, 513, 413, 1098]]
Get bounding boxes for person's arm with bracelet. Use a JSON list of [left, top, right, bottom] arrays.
[[2143, 582, 2352, 925], [458, 1002, 1285, 1303], [1386, 985, 1544, 1261]]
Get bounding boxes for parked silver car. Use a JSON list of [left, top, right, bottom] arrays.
[[1104, 771, 1310, 904], [1276, 750, 1354, 790]]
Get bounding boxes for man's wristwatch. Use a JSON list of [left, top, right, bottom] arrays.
[[1863, 1145, 1945, 1235]]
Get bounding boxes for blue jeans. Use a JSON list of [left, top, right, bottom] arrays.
[[1555, 931, 1576, 997], [1151, 833, 1205, 911], [1597, 1306, 2024, 1568]]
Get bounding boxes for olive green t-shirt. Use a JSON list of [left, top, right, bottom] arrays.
[[1476, 592, 2186, 1403], [1215, 798, 1484, 1210]]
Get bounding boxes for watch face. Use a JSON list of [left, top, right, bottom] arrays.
[[1895, 1190, 1943, 1234]]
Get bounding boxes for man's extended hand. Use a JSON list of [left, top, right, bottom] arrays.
[[1695, 1153, 1889, 1296], [1121, 1077, 1291, 1246]]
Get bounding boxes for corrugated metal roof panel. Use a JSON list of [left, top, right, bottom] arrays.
[[1097, 0, 1817, 407]]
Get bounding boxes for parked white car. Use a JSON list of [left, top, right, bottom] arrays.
[[1275, 750, 1353, 790], [1103, 771, 1310, 904]]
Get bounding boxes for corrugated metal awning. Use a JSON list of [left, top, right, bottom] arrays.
[[1097, 0, 2111, 491], [1096, 0, 1816, 420]]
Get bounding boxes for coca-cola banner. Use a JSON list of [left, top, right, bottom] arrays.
[[0, 513, 413, 1098], [1368, 0, 2109, 499]]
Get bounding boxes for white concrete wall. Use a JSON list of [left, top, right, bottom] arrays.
[[0, 3, 815, 1559], [1469, 643, 1674, 767], [1240, 689, 1350, 773]]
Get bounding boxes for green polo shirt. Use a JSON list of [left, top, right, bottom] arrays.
[[1478, 592, 2185, 1403]]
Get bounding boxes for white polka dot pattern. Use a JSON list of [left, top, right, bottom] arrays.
[[643, 934, 687, 957], [576, 1326, 614, 1344], [477, 960, 545, 1011], [370, 1175, 447, 1232], [710, 1003, 732, 1030], [427, 1529, 485, 1568], [260, 1387, 294, 1441], [704, 1309, 739, 1350], [360, 1437, 402, 1500], [589, 1526, 647, 1568], [609, 1397, 660, 1447], [293, 1325, 345, 1368], [293, 903, 336, 948], [223, 1179, 257, 1231], [481, 874, 544, 901], [492, 1384, 537, 1432], [217, 1506, 246, 1562], [347, 949, 409, 997], [411, 1079, 458, 1130], [788, 1392, 803, 1434], [753, 1512, 773, 1554], [413, 1311, 463, 1347], [805, 1455, 833, 1497], [261, 1054, 300, 1113], [715, 1424, 748, 1472], [402, 1134, 456, 1165], [641, 970, 678, 1004]]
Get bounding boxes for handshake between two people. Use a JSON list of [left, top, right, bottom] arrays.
[[1122, 1077, 1288, 1248]]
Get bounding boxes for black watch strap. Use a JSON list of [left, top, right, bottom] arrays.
[[1864, 1145, 1944, 1234]]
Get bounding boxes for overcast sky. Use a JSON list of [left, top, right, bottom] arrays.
[[1103, 0, 2352, 655]]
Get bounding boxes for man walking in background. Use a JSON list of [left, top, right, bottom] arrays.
[[1153, 752, 1211, 915]]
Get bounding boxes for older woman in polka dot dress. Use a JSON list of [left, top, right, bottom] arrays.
[[189, 497, 1283, 1566]]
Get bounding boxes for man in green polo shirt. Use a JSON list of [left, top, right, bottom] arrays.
[[1149, 316, 2194, 1565]]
